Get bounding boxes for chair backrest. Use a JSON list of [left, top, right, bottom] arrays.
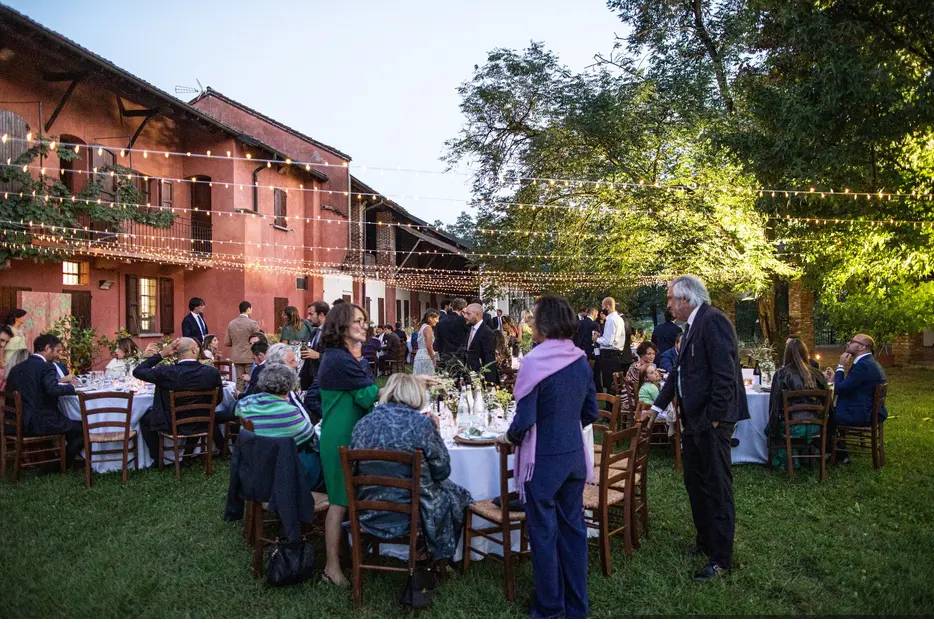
[[341, 447, 422, 561], [872, 383, 888, 426], [168, 388, 219, 434], [77, 391, 134, 438], [611, 371, 626, 396], [597, 424, 640, 502], [596, 393, 621, 432], [2, 390, 23, 442], [495, 441, 518, 523], [634, 409, 656, 472], [780, 388, 832, 427]]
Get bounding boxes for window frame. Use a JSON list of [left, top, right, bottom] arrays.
[[62, 260, 89, 286], [138, 276, 159, 334], [273, 188, 287, 229]]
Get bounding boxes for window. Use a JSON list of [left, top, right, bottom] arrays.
[[274, 188, 287, 229], [0, 109, 30, 193], [295, 276, 308, 290], [139, 277, 158, 333], [62, 260, 89, 286], [91, 148, 116, 201], [160, 180, 173, 208], [59, 135, 89, 195]]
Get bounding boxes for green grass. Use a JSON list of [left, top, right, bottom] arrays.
[[2, 368, 934, 617]]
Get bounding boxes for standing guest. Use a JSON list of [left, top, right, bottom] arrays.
[[332, 298, 346, 307], [502, 296, 598, 618], [621, 341, 657, 412], [767, 337, 829, 450], [4, 334, 84, 463], [413, 309, 440, 376], [240, 341, 268, 398], [3, 309, 28, 360], [594, 297, 631, 393], [317, 303, 379, 586], [181, 298, 209, 343], [382, 325, 405, 363], [104, 337, 141, 377], [463, 303, 500, 385], [831, 334, 887, 460], [0, 325, 16, 394], [133, 337, 224, 459], [575, 307, 598, 361], [198, 334, 220, 362], [434, 297, 469, 370], [487, 308, 505, 331], [652, 309, 683, 356], [657, 333, 682, 373], [225, 301, 260, 391], [351, 373, 472, 562], [473, 299, 494, 330], [502, 316, 521, 347], [393, 322, 407, 344], [279, 306, 313, 344], [650, 275, 748, 581], [299, 301, 329, 390]]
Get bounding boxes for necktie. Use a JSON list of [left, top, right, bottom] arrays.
[[468, 325, 478, 349], [196, 313, 206, 339], [684, 322, 691, 339]]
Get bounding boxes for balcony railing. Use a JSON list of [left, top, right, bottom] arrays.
[[64, 214, 213, 264]]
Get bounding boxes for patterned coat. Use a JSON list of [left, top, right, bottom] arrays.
[[350, 401, 472, 561]]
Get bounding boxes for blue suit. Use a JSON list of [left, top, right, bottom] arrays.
[[657, 346, 678, 373], [833, 354, 887, 425], [507, 357, 598, 618]]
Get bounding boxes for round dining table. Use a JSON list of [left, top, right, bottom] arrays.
[[59, 381, 236, 473]]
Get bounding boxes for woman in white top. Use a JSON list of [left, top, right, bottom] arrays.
[[104, 337, 141, 377], [412, 309, 441, 376], [3, 309, 27, 358]]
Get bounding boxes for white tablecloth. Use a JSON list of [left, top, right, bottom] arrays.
[[731, 389, 770, 464], [60, 382, 236, 473]]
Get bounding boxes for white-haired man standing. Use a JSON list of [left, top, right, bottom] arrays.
[[650, 275, 749, 582]]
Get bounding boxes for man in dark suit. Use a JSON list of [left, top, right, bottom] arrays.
[[651, 275, 749, 582], [463, 303, 500, 385], [832, 334, 887, 448], [382, 326, 405, 362], [181, 297, 209, 343], [133, 337, 224, 459], [435, 297, 469, 369], [652, 309, 683, 356], [575, 307, 598, 360], [240, 341, 268, 398], [4, 334, 84, 463], [299, 300, 328, 390]]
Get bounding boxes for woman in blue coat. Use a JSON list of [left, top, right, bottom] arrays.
[[504, 296, 599, 618]]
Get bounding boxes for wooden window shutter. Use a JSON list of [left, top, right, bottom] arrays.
[[159, 278, 174, 335], [125, 274, 140, 335]]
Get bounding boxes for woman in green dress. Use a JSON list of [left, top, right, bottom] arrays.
[[278, 305, 313, 344], [317, 302, 378, 586]]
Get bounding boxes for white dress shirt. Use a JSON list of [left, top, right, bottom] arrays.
[[467, 322, 481, 349], [837, 351, 871, 372], [596, 311, 626, 351]]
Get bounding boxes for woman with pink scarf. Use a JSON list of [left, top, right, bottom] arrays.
[[503, 296, 598, 618]]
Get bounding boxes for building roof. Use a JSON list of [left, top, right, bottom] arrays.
[[190, 88, 352, 162], [0, 3, 328, 182]]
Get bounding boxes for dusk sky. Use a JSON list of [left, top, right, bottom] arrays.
[[7, 0, 628, 225]]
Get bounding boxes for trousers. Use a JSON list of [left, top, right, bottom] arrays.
[[682, 423, 736, 568], [524, 466, 589, 618]]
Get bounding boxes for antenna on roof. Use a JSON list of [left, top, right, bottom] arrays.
[[174, 79, 204, 96]]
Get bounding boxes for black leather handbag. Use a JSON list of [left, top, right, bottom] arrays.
[[398, 568, 437, 608], [266, 538, 315, 587]]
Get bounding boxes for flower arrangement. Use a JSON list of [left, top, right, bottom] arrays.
[[741, 340, 777, 373]]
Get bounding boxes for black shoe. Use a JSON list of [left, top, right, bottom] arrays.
[[693, 562, 728, 582]]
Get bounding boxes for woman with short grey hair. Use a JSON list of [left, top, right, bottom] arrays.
[[350, 373, 471, 562], [257, 362, 298, 396]]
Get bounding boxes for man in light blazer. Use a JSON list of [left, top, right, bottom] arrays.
[[225, 301, 260, 392]]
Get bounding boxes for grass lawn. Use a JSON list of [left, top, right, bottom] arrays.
[[2, 368, 933, 617]]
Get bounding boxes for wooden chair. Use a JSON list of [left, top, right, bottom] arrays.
[[596, 393, 622, 433], [214, 360, 234, 383], [158, 388, 219, 479], [641, 398, 683, 472], [341, 446, 423, 607], [832, 383, 888, 469], [0, 390, 66, 482], [583, 424, 640, 576], [380, 359, 406, 377], [77, 391, 138, 487], [631, 410, 657, 547], [610, 371, 635, 429], [463, 442, 530, 601], [766, 388, 833, 480]]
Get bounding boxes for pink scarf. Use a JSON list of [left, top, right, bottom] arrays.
[[513, 339, 594, 502]]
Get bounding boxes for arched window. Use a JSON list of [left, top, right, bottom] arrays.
[[0, 109, 30, 193], [59, 134, 89, 195]]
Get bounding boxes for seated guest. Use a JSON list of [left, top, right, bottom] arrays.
[[394, 322, 407, 344], [104, 337, 141, 377], [768, 338, 829, 444], [4, 334, 84, 463], [236, 363, 321, 488], [133, 337, 224, 458], [264, 343, 315, 424], [638, 364, 662, 405], [239, 341, 268, 397], [361, 326, 381, 366], [833, 334, 887, 426], [657, 333, 681, 373], [382, 325, 405, 363], [621, 341, 657, 411], [350, 373, 471, 562], [198, 334, 220, 362]]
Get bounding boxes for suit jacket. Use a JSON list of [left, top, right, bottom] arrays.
[[382, 331, 405, 361], [465, 322, 500, 385], [299, 327, 322, 391], [182, 312, 208, 342], [133, 355, 223, 431], [654, 303, 750, 434], [657, 346, 678, 373], [834, 354, 888, 425], [575, 315, 597, 358], [241, 362, 266, 398], [435, 310, 469, 356], [225, 314, 260, 364], [651, 321, 683, 356], [4, 355, 76, 435]]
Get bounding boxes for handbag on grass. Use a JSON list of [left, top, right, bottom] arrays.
[[398, 568, 437, 608], [266, 538, 315, 587]]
